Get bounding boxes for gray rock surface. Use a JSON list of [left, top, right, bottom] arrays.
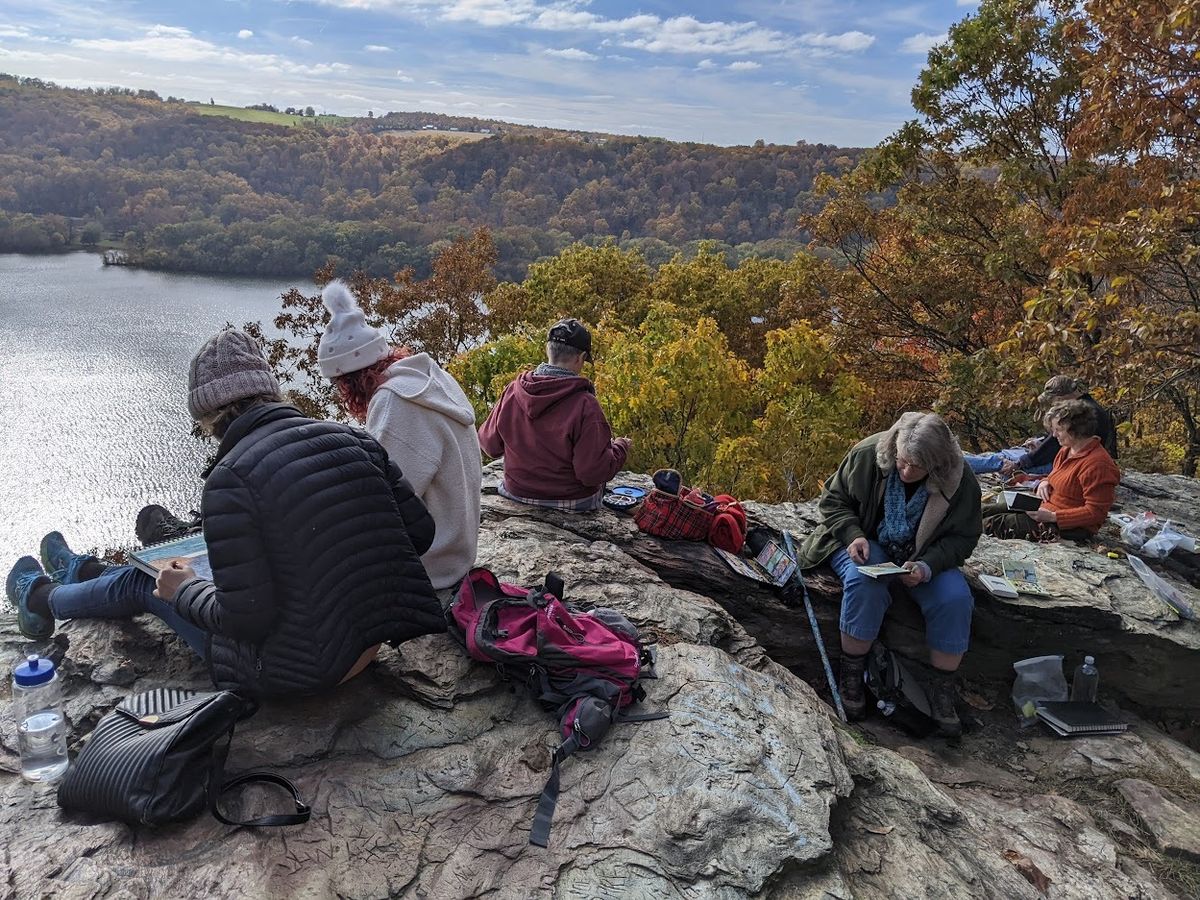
[[0, 464, 1194, 897], [1116, 778, 1200, 864], [516, 467, 1200, 723]]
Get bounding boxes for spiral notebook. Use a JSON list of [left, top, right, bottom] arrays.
[[1035, 701, 1128, 736], [127, 532, 212, 581]]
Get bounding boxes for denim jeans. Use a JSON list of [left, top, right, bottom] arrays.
[[47, 565, 209, 659], [830, 539, 974, 654], [964, 449, 1052, 476]]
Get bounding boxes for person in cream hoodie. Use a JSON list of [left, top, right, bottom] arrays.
[[318, 280, 482, 600]]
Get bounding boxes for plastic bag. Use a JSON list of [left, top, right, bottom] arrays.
[[1141, 521, 1194, 559], [1120, 512, 1156, 550], [1011, 655, 1068, 724], [1128, 555, 1197, 620]]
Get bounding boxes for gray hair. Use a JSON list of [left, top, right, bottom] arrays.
[[546, 340, 585, 366], [195, 391, 281, 439], [876, 411, 963, 493]]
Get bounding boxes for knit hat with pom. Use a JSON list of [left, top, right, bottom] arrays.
[[317, 280, 391, 378], [187, 327, 281, 420]]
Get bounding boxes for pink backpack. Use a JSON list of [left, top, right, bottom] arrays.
[[448, 567, 665, 846]]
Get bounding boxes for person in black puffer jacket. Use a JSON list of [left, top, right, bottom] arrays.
[[6, 328, 446, 697]]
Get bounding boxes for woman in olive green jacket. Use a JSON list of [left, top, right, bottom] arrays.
[[798, 412, 982, 735]]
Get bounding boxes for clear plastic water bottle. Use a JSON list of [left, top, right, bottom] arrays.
[[876, 699, 896, 717], [12, 654, 69, 783], [1070, 655, 1099, 702]]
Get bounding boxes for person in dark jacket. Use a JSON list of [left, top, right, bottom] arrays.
[[6, 328, 445, 697], [478, 318, 630, 511], [796, 412, 982, 736], [965, 375, 1118, 476]]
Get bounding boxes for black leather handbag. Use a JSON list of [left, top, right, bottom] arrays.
[[57, 687, 310, 828]]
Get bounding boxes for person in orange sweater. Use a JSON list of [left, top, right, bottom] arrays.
[[983, 399, 1120, 541]]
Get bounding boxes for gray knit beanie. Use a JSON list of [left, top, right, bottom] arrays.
[[187, 327, 281, 420]]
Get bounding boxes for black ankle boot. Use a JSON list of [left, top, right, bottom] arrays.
[[839, 652, 868, 720], [928, 668, 962, 737]]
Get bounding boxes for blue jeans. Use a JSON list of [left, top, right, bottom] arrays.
[[47, 566, 209, 659], [830, 540, 974, 654], [964, 449, 1052, 476]]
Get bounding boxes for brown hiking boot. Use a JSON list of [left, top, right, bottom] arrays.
[[839, 653, 868, 720], [928, 669, 962, 737]]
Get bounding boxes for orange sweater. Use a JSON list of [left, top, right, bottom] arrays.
[[1043, 439, 1121, 533]]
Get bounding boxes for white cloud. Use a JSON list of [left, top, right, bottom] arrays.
[[290, 35, 314, 47], [237, 29, 254, 40], [900, 32, 946, 55], [365, 44, 391, 52], [798, 31, 875, 52], [623, 16, 793, 55], [70, 25, 345, 77], [441, 0, 538, 28], [543, 47, 597, 61], [696, 58, 717, 70], [0, 25, 33, 38], [956, 0, 978, 5], [728, 60, 760, 71]]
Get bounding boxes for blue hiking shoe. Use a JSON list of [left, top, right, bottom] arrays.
[[40, 530, 100, 585], [6, 556, 54, 640]]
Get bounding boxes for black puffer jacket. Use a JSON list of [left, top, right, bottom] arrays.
[[173, 403, 445, 696]]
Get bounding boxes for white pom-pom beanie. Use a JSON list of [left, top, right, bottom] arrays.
[[317, 280, 391, 377]]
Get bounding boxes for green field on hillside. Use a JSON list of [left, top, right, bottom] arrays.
[[187, 103, 350, 127]]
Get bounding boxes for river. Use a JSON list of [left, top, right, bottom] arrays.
[[0, 253, 307, 581]]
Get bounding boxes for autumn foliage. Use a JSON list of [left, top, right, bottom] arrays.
[[259, 0, 1200, 495]]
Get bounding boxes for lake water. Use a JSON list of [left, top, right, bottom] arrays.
[[0, 253, 306, 580]]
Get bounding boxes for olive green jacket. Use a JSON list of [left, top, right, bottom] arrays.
[[797, 433, 982, 576]]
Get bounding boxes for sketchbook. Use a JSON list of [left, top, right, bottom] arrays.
[[979, 574, 1020, 599], [857, 562, 907, 579], [1035, 701, 1128, 735], [712, 539, 796, 587], [128, 532, 212, 582], [1002, 559, 1050, 596], [1002, 490, 1042, 512]]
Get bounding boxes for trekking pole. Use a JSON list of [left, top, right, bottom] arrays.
[[781, 530, 848, 723]]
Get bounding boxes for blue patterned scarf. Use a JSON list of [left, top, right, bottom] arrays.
[[876, 470, 929, 563]]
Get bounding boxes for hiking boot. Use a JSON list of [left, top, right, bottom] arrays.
[[928, 669, 963, 737], [6, 557, 55, 640], [136, 504, 201, 547], [839, 652, 868, 720], [39, 531, 103, 585]]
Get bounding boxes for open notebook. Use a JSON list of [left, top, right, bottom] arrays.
[[127, 532, 212, 582]]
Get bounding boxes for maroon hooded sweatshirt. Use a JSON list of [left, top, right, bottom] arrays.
[[478, 371, 627, 500]]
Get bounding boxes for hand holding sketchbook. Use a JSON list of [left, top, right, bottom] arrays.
[[857, 562, 908, 579], [128, 532, 212, 582], [1002, 491, 1042, 512]]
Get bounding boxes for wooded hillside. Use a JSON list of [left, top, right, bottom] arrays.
[[0, 75, 861, 279]]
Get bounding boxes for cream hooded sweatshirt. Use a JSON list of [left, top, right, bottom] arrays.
[[366, 353, 482, 591]]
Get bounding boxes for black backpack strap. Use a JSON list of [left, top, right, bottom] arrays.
[[544, 572, 565, 602], [207, 700, 311, 828], [616, 709, 669, 724], [529, 736, 580, 848], [212, 771, 312, 827]]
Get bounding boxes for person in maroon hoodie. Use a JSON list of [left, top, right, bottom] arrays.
[[479, 318, 631, 511]]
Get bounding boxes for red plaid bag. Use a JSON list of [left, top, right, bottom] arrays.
[[634, 487, 715, 541]]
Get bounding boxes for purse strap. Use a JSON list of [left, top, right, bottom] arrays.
[[211, 770, 311, 827]]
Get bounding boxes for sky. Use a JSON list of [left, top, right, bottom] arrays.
[[0, 0, 981, 147]]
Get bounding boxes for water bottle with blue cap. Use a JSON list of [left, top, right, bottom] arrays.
[[12, 654, 69, 782]]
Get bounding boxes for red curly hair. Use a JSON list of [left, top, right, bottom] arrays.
[[332, 346, 413, 422]]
